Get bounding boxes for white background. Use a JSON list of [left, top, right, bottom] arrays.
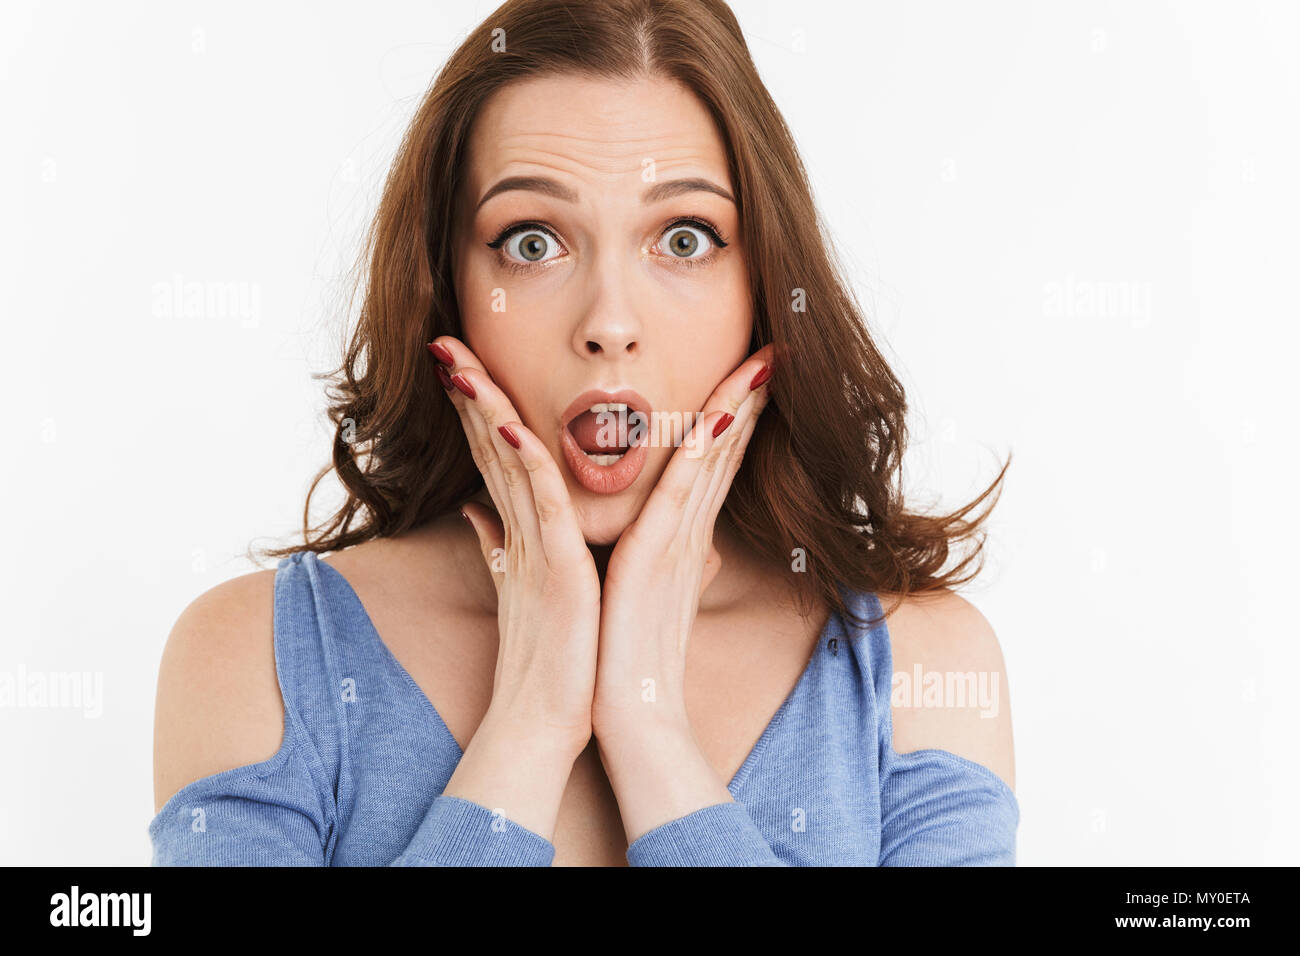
[[2, 0, 1296, 865]]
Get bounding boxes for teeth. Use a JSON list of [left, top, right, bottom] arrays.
[[571, 402, 635, 465]]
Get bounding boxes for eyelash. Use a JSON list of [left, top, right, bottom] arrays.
[[485, 216, 730, 275]]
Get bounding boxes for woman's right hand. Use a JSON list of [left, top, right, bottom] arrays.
[[426, 336, 600, 838]]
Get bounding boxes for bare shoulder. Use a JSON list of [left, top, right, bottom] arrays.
[[323, 509, 496, 616], [875, 587, 1015, 792], [152, 568, 282, 813]]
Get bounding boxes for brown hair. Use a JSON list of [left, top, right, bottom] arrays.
[[261, 0, 1009, 629]]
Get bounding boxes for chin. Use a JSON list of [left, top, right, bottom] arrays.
[[575, 493, 645, 547]]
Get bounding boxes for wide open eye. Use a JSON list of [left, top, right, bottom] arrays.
[[659, 223, 713, 259], [652, 218, 728, 263], [487, 222, 566, 266], [500, 227, 562, 264]]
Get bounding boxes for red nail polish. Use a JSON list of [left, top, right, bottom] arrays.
[[458, 508, 471, 525], [435, 363, 454, 391], [749, 363, 772, 390], [427, 342, 454, 366], [498, 424, 521, 449], [712, 412, 735, 438], [451, 372, 476, 399]]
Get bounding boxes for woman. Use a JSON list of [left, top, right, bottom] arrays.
[[150, 0, 1016, 866]]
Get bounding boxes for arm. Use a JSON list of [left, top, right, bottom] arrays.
[[591, 348, 785, 866], [877, 589, 1019, 866], [158, 336, 608, 866], [151, 571, 564, 866], [391, 712, 573, 867], [596, 717, 786, 867], [878, 748, 1019, 866], [151, 570, 330, 865]]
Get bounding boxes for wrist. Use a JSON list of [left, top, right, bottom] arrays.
[[475, 706, 590, 764], [592, 697, 691, 745], [592, 705, 698, 775], [592, 714, 732, 843], [440, 709, 584, 840]]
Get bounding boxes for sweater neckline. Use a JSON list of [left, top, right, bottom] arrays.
[[310, 550, 838, 793]]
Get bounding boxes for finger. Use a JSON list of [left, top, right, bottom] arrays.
[[432, 339, 588, 573], [689, 346, 776, 525], [429, 337, 523, 549], [685, 388, 760, 537], [639, 346, 777, 541], [438, 357, 513, 525], [701, 542, 723, 593], [450, 389, 520, 550], [700, 380, 771, 525], [490, 416, 590, 572], [443, 363, 544, 559], [459, 502, 506, 596]]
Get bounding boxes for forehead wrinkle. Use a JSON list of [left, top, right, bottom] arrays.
[[478, 143, 731, 209], [465, 78, 733, 205], [495, 131, 719, 173]]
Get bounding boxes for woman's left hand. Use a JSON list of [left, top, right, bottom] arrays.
[[591, 345, 775, 837]]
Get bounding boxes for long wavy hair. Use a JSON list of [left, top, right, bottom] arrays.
[[260, 0, 1009, 628]]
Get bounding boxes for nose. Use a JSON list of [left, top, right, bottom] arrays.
[[578, 320, 638, 357], [572, 254, 643, 359]]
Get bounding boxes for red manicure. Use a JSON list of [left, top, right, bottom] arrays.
[[713, 412, 735, 438], [749, 363, 772, 390], [427, 342, 454, 366], [435, 363, 454, 391], [450, 373, 476, 399], [498, 424, 521, 449]]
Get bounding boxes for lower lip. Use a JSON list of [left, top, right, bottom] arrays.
[[560, 423, 649, 495]]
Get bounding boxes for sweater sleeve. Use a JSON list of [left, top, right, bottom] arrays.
[[149, 723, 332, 866], [150, 720, 555, 866], [391, 795, 555, 866], [878, 748, 1019, 866], [625, 800, 787, 867]]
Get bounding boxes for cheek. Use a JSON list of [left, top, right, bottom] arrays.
[[662, 267, 753, 399], [672, 247, 751, 335], [459, 270, 556, 431]]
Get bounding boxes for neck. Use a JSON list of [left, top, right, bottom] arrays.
[[588, 540, 615, 583], [459, 486, 764, 613]]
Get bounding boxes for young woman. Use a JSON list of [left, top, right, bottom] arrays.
[[150, 0, 1016, 866]]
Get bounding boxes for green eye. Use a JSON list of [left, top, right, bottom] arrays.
[[488, 223, 564, 265], [666, 228, 700, 257], [511, 231, 551, 262], [657, 219, 727, 261], [663, 225, 709, 258]]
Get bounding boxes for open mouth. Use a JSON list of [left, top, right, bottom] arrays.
[[559, 389, 652, 495], [566, 402, 634, 463]]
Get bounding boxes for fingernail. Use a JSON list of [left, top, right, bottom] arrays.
[[749, 363, 772, 390], [435, 363, 454, 391], [712, 412, 735, 438], [498, 424, 521, 449], [427, 342, 454, 366], [451, 372, 476, 399], [458, 508, 471, 525]]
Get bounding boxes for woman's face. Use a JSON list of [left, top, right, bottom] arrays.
[[454, 73, 753, 545]]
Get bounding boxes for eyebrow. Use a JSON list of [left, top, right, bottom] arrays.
[[475, 175, 735, 211], [643, 177, 735, 205]]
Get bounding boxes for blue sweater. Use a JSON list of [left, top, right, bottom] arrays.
[[149, 550, 1018, 866]]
